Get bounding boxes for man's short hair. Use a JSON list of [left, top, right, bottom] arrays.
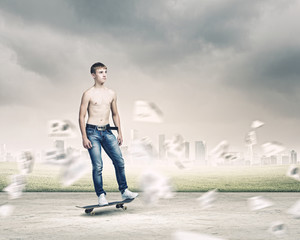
[[90, 62, 107, 74]]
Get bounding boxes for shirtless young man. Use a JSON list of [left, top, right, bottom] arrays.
[[79, 62, 138, 206]]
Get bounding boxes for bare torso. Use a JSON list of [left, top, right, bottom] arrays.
[[86, 87, 115, 126]]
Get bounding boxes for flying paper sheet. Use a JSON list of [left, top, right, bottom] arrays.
[[251, 120, 264, 129], [59, 148, 89, 187], [210, 140, 230, 165], [261, 142, 285, 157], [133, 100, 163, 123], [129, 137, 156, 162], [268, 221, 287, 236], [197, 189, 218, 210], [164, 134, 185, 159], [4, 174, 26, 200], [0, 204, 14, 218], [48, 120, 77, 138], [43, 148, 68, 164], [286, 165, 300, 181], [247, 196, 273, 211], [139, 170, 174, 205], [17, 150, 35, 175], [287, 200, 300, 218]]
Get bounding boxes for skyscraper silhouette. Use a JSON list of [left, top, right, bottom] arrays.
[[159, 134, 166, 161], [184, 142, 190, 160], [195, 141, 206, 165], [291, 150, 297, 164]]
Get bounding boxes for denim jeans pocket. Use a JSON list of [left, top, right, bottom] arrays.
[[106, 129, 113, 135], [86, 128, 95, 135]]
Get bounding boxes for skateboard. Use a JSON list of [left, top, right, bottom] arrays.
[[76, 198, 134, 215]]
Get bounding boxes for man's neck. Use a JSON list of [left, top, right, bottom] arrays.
[[94, 82, 105, 89]]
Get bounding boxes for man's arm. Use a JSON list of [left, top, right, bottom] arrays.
[[111, 92, 123, 146], [79, 91, 92, 149]]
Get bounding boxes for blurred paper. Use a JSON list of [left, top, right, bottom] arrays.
[[262, 142, 285, 157], [133, 100, 163, 123], [48, 120, 77, 138], [251, 120, 264, 129], [210, 140, 229, 165], [247, 196, 273, 211], [173, 231, 227, 240], [210, 141, 229, 158], [0, 204, 14, 218], [287, 200, 300, 218], [43, 148, 68, 165], [245, 131, 257, 146], [17, 150, 35, 175], [222, 152, 238, 162], [164, 135, 185, 160], [59, 148, 89, 186], [286, 165, 300, 181], [129, 137, 156, 162], [197, 189, 218, 210], [4, 174, 26, 200], [174, 160, 186, 169], [139, 169, 174, 205], [268, 221, 287, 236]]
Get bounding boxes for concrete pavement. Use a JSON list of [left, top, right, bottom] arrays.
[[1, 192, 300, 240]]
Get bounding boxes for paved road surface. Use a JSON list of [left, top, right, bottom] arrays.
[[1, 192, 300, 240]]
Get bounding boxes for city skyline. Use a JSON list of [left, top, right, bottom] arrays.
[[1, 135, 298, 167]]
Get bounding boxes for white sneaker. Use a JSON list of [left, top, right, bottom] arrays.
[[121, 189, 139, 200], [98, 193, 108, 206]]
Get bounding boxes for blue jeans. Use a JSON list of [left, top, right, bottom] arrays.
[[86, 124, 128, 196]]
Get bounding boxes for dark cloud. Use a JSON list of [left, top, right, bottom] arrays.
[[0, 0, 76, 33], [226, 46, 300, 117], [1, 40, 65, 78], [231, 47, 300, 90], [257, 48, 300, 87], [0, 0, 267, 71]]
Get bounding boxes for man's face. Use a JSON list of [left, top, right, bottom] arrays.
[[92, 67, 107, 84]]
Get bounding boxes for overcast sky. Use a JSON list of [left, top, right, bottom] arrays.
[[0, 0, 300, 155]]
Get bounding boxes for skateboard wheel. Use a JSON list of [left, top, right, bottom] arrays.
[[85, 209, 93, 214], [123, 206, 127, 211], [90, 212, 95, 216], [116, 204, 121, 209]]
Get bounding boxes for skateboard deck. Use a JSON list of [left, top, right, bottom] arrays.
[[76, 198, 134, 215]]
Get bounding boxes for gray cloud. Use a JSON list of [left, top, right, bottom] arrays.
[[224, 46, 300, 118], [1, 0, 299, 91], [0, 0, 268, 72], [255, 48, 300, 88]]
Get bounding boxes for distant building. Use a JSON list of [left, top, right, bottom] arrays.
[[281, 153, 290, 165], [130, 129, 139, 141], [120, 145, 130, 163], [261, 155, 278, 165], [195, 141, 206, 165], [261, 156, 270, 165], [184, 142, 190, 160], [5, 152, 15, 162], [270, 155, 278, 165], [291, 150, 297, 164], [158, 134, 166, 161], [0, 144, 7, 162]]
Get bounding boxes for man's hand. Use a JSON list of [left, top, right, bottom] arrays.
[[83, 137, 92, 149], [117, 134, 123, 146]]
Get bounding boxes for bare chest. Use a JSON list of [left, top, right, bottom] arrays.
[[89, 91, 113, 109]]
